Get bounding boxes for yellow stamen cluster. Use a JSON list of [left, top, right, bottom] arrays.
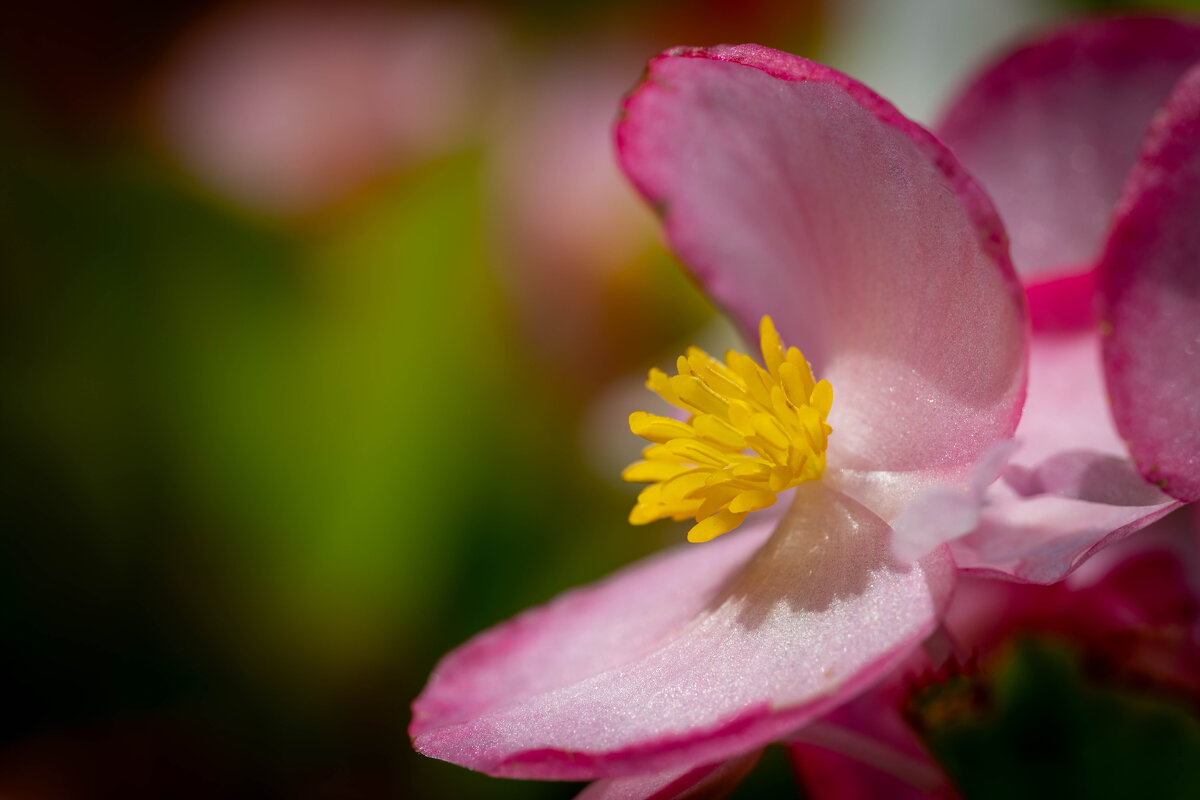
[[623, 316, 833, 543]]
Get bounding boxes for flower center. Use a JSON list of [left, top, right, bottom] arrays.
[[623, 316, 833, 543]]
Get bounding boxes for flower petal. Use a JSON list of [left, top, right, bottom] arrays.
[[1099, 64, 1200, 502], [947, 323, 1178, 583], [617, 44, 1026, 473], [576, 751, 761, 800], [789, 721, 955, 800], [952, 492, 1180, 585], [1010, 329, 1124, 468], [937, 17, 1200, 279], [947, 508, 1200, 690], [789, 740, 954, 800], [411, 483, 954, 779], [787, 645, 957, 800]]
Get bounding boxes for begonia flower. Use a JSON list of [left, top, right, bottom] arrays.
[[935, 17, 1200, 582], [411, 17, 1200, 797], [412, 42, 1028, 783]]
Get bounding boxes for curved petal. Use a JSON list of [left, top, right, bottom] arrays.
[[1099, 64, 1200, 502], [937, 17, 1200, 279], [576, 751, 761, 800], [949, 323, 1180, 583], [789, 724, 956, 800], [787, 645, 957, 800], [411, 484, 954, 779], [617, 44, 1026, 473], [952, 490, 1180, 585], [947, 511, 1200, 692], [789, 740, 955, 800]]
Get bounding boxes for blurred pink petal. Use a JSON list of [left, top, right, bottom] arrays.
[[575, 750, 761, 800], [617, 45, 1026, 473], [789, 716, 957, 800], [1100, 64, 1200, 502], [786, 644, 958, 798], [488, 41, 660, 381], [937, 17, 1200, 279], [156, 3, 499, 215]]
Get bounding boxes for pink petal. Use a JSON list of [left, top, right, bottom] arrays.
[[946, 510, 1200, 691], [1025, 268, 1097, 333], [1009, 329, 1124, 469], [617, 44, 1026, 473], [1099, 64, 1200, 502], [949, 326, 1177, 583], [953, 493, 1180, 585], [411, 484, 954, 780], [789, 726, 956, 800], [937, 17, 1200, 279], [788, 655, 958, 800], [576, 751, 761, 800], [888, 441, 1018, 564]]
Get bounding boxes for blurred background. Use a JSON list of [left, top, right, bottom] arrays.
[[3, 0, 1200, 797]]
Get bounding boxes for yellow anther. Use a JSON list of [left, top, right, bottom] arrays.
[[624, 316, 833, 543]]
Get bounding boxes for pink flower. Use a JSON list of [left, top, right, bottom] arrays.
[[411, 17, 1200, 795], [939, 17, 1200, 582], [413, 42, 1023, 781]]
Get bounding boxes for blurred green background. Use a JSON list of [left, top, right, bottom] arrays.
[[3, 0, 1199, 797]]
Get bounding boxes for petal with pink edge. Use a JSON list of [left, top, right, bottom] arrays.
[[1100, 64, 1200, 502], [411, 484, 954, 780], [937, 17, 1200, 280], [789, 739, 957, 800], [576, 750, 761, 800], [617, 44, 1026, 473], [788, 649, 958, 800]]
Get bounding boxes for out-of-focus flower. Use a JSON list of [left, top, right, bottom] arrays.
[[412, 42, 1030, 782], [152, 2, 501, 216], [486, 39, 665, 386], [937, 17, 1200, 582]]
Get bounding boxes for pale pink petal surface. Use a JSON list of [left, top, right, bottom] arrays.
[[412, 485, 954, 779], [1100, 64, 1200, 502], [576, 750, 761, 800], [617, 45, 1026, 473], [953, 492, 1180, 585], [937, 17, 1200, 279], [950, 280, 1176, 583]]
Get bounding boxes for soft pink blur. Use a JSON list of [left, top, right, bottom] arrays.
[[154, 2, 501, 215]]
